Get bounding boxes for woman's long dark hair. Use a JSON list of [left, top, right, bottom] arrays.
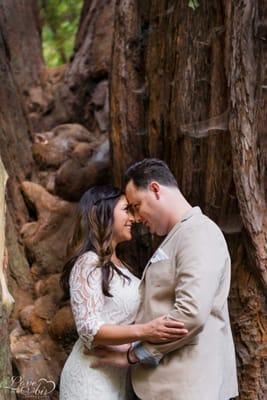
[[60, 185, 131, 299]]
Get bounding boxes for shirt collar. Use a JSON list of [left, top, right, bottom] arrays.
[[161, 206, 202, 248], [180, 206, 202, 222]]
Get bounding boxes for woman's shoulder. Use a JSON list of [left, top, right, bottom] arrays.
[[77, 250, 99, 265], [71, 251, 99, 278]]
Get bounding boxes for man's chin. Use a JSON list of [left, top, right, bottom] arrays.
[[152, 227, 167, 236], [149, 227, 162, 236], [146, 224, 162, 236], [155, 231, 166, 237]]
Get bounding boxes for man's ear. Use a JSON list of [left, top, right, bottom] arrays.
[[149, 181, 160, 199]]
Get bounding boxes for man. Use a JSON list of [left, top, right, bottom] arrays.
[[93, 158, 238, 400]]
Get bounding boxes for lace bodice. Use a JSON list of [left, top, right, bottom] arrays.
[[60, 251, 140, 400], [69, 251, 141, 349]]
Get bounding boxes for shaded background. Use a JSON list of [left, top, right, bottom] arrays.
[[0, 1, 266, 399]]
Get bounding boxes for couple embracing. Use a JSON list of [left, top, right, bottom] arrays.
[[59, 159, 238, 400]]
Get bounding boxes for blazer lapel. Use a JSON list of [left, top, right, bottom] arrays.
[[140, 248, 169, 283]]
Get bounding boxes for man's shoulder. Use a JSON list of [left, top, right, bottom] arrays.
[[169, 211, 224, 250]]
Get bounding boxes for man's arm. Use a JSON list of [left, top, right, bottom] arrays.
[[133, 222, 227, 365]]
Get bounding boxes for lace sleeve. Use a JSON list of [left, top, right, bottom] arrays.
[[69, 251, 105, 349]]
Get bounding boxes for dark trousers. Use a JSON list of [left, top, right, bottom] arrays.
[[126, 371, 140, 400], [129, 390, 140, 400]]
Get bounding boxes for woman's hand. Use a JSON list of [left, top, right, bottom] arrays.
[[142, 316, 188, 343]]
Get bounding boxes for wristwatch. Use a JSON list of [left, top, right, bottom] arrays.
[[127, 346, 140, 365]]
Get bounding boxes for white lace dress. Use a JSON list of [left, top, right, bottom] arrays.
[[59, 251, 140, 400]]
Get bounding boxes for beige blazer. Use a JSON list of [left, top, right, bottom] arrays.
[[131, 207, 238, 400]]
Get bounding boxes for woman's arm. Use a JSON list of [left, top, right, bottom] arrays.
[[70, 252, 187, 349], [94, 317, 187, 346]]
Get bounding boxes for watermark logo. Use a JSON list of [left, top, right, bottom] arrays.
[[0, 376, 56, 398]]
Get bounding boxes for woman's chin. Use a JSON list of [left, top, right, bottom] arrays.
[[126, 233, 132, 241], [120, 233, 132, 243]]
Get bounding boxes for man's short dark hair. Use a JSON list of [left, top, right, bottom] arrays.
[[124, 158, 178, 189]]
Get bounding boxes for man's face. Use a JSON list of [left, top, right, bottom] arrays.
[[125, 180, 166, 235]]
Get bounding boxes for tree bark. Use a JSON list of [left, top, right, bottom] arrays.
[[110, 0, 147, 186], [110, 1, 267, 399], [0, 0, 116, 135], [0, 1, 116, 396], [0, 0, 266, 399], [225, 0, 267, 288], [228, 238, 266, 400], [0, 19, 35, 322], [0, 0, 43, 93], [0, 158, 15, 400], [33, 0, 116, 134]]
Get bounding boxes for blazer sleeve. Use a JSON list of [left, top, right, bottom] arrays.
[[136, 221, 227, 364]]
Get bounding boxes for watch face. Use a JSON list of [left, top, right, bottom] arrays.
[[127, 347, 139, 364]]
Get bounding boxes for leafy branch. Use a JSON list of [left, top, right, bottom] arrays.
[[188, 0, 199, 10]]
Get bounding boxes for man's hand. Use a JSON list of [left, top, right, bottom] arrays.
[[85, 346, 129, 368]]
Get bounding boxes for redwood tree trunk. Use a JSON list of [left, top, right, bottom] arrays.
[[226, 1, 267, 288], [0, 10, 38, 396], [0, 1, 116, 397], [110, 1, 267, 399], [0, 159, 15, 400], [0, 0, 266, 399], [0, 14, 35, 322], [110, 0, 147, 186]]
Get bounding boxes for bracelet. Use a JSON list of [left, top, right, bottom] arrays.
[[127, 347, 139, 365]]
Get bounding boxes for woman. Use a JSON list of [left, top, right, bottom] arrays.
[[59, 185, 186, 400]]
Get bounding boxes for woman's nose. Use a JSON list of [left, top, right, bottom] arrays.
[[128, 214, 135, 223]]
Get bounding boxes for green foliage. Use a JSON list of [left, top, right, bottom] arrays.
[[188, 0, 199, 10], [40, 0, 83, 67]]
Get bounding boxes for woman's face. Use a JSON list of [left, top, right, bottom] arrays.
[[112, 195, 134, 245]]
